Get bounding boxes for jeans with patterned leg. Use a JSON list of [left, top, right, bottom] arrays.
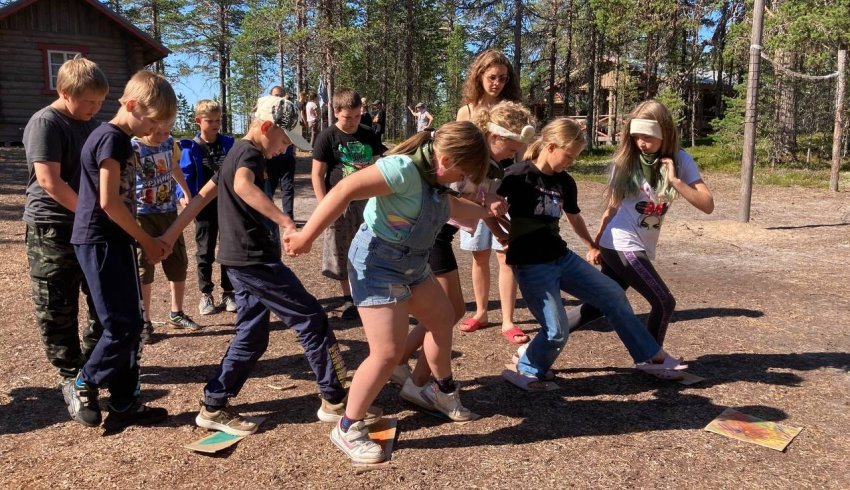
[[514, 249, 661, 379]]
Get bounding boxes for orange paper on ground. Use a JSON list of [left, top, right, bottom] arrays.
[[704, 408, 802, 451]]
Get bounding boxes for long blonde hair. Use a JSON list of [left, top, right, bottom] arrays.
[[461, 50, 522, 106], [472, 100, 533, 136], [523, 118, 585, 162], [388, 121, 489, 184], [608, 100, 680, 205]]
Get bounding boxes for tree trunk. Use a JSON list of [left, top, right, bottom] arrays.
[[295, 0, 306, 94], [218, 4, 230, 134], [545, 0, 558, 121], [513, 0, 523, 79], [586, 19, 598, 150], [830, 49, 846, 192], [151, 1, 164, 74], [561, 0, 572, 116], [404, 0, 414, 135], [772, 49, 798, 161]]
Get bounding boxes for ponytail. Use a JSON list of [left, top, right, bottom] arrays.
[[387, 131, 433, 156], [523, 118, 585, 161]]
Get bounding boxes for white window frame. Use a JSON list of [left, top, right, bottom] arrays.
[[47, 50, 82, 91]]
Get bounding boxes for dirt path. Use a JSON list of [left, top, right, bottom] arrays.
[[1, 148, 848, 489]]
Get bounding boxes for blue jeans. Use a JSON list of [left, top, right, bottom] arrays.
[[203, 262, 347, 407], [514, 250, 661, 378]]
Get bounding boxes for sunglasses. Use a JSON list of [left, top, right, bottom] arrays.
[[485, 74, 509, 83]]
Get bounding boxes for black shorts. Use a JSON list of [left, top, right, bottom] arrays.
[[428, 224, 459, 275]]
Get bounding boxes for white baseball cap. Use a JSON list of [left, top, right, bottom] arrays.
[[254, 95, 312, 151]]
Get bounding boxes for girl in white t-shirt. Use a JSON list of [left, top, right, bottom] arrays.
[[572, 100, 714, 347]]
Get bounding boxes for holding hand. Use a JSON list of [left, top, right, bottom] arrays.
[[485, 194, 509, 217], [586, 246, 602, 265], [283, 231, 312, 257], [141, 236, 167, 265]]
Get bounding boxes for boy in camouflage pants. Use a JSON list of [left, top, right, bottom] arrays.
[[22, 57, 109, 389]]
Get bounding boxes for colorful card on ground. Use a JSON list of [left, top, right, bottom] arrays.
[[704, 408, 802, 451], [353, 418, 398, 473], [184, 416, 266, 454]]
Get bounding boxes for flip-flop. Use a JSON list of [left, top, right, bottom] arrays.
[[458, 317, 489, 333], [500, 326, 529, 345], [634, 354, 688, 373]]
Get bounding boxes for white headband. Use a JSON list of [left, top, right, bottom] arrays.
[[629, 119, 663, 139], [487, 122, 536, 144]]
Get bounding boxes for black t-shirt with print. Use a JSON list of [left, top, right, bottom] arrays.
[[214, 140, 280, 266], [312, 124, 386, 189], [497, 161, 581, 266], [198, 137, 226, 184]]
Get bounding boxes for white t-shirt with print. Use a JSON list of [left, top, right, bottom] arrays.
[[599, 149, 702, 259]]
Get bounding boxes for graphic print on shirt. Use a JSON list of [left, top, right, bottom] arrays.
[[120, 153, 139, 216], [533, 184, 563, 218], [634, 180, 669, 230], [335, 141, 374, 177]]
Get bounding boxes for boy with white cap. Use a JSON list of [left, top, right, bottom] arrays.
[[163, 96, 380, 435]]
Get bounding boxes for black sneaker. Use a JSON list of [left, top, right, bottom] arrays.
[[167, 312, 201, 330], [141, 321, 154, 344], [340, 301, 360, 320], [63, 376, 101, 427], [105, 400, 168, 427]]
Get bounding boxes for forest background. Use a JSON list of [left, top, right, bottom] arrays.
[[4, 0, 849, 186]]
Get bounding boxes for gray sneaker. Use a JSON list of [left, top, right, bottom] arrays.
[[420, 381, 476, 422], [195, 405, 258, 436], [330, 419, 385, 464], [399, 377, 435, 410], [168, 312, 201, 330], [221, 292, 237, 312], [63, 376, 101, 427], [198, 293, 216, 315], [317, 397, 383, 426]]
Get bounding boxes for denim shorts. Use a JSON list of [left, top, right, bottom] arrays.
[[459, 219, 504, 252], [347, 228, 432, 306]]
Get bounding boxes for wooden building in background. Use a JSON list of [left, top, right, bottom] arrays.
[[0, 0, 168, 145]]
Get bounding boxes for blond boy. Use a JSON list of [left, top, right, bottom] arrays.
[[65, 71, 176, 428], [22, 57, 108, 391], [177, 100, 236, 315]]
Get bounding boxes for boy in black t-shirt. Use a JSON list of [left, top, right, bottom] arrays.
[[311, 88, 386, 319], [162, 96, 378, 436], [66, 71, 177, 428]]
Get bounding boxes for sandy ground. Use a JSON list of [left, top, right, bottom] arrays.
[[0, 148, 848, 489]]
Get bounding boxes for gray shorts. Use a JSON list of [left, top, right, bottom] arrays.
[[322, 199, 366, 281]]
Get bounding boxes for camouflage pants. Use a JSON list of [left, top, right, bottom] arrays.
[[26, 224, 103, 379]]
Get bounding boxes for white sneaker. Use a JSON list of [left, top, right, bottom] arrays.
[[330, 419, 384, 464], [221, 292, 237, 313], [399, 377, 434, 410], [389, 363, 411, 386], [420, 382, 476, 422]]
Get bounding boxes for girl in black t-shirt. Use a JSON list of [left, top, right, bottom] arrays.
[[497, 118, 688, 391]]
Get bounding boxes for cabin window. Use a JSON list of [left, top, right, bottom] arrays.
[[46, 50, 82, 90]]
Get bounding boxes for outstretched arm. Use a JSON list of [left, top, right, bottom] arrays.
[[285, 164, 391, 255], [160, 179, 218, 247]]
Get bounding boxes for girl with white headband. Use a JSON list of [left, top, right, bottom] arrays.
[[499, 117, 689, 390], [571, 100, 714, 370]]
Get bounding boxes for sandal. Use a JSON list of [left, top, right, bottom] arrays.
[[459, 317, 489, 333], [500, 326, 529, 345], [501, 369, 558, 392], [634, 354, 688, 373]]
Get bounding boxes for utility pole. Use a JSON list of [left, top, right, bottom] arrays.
[[830, 49, 846, 192], [739, 0, 765, 222]]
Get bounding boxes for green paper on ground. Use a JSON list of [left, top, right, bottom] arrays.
[[704, 408, 802, 451], [185, 416, 266, 454], [353, 418, 398, 473]]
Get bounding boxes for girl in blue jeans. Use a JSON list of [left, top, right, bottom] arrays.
[[497, 118, 687, 391], [285, 121, 500, 464]]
